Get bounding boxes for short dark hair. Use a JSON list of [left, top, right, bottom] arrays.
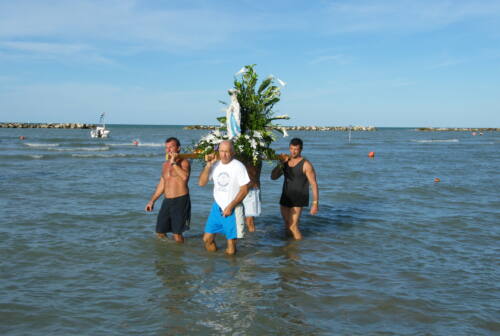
[[289, 138, 303, 149], [165, 137, 181, 147]]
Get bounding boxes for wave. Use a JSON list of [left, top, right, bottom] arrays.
[[0, 154, 45, 160], [1, 152, 159, 160], [71, 153, 158, 158], [24, 142, 60, 147], [46, 146, 110, 152], [108, 142, 163, 147], [412, 139, 459, 143]]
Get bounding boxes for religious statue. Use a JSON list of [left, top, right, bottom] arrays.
[[226, 89, 241, 139]]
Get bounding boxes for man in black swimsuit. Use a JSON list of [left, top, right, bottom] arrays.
[[145, 137, 191, 243], [271, 138, 319, 240]]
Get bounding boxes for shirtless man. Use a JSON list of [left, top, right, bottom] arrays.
[[271, 138, 319, 240], [198, 140, 249, 255], [145, 137, 191, 243]]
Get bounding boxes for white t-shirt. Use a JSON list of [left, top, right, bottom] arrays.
[[209, 159, 250, 209]]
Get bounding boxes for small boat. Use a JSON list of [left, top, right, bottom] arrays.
[[90, 113, 110, 138]]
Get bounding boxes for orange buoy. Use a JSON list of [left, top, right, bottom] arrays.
[[19, 136, 26, 140], [132, 140, 139, 146], [434, 177, 440, 183], [368, 151, 375, 158]]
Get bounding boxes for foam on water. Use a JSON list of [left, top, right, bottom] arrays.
[[412, 139, 460, 143], [23, 142, 60, 147], [108, 142, 163, 147], [71, 153, 129, 158], [47, 146, 110, 151]]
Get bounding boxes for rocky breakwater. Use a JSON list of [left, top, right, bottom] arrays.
[[184, 125, 376, 131], [416, 127, 500, 132], [283, 125, 376, 131], [0, 122, 93, 129]]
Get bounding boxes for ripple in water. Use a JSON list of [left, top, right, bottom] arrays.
[[1, 126, 499, 335]]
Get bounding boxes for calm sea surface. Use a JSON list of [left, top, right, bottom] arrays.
[[1, 125, 499, 335]]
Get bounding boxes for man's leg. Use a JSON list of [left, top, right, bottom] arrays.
[[245, 216, 255, 232], [280, 205, 303, 240], [280, 205, 292, 236], [226, 238, 237, 255], [203, 233, 217, 252], [172, 234, 184, 243], [288, 207, 303, 240], [156, 199, 170, 240]]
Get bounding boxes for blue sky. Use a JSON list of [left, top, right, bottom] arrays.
[[1, 0, 499, 127]]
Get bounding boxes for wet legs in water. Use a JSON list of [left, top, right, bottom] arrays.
[[157, 232, 184, 243], [246, 216, 256, 232], [280, 205, 303, 240], [203, 233, 217, 252], [203, 233, 237, 255]]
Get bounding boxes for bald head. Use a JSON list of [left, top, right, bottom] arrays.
[[219, 140, 234, 153], [218, 140, 235, 164]]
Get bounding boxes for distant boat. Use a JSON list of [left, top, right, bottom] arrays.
[[90, 113, 110, 138]]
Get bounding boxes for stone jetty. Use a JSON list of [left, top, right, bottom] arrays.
[[184, 125, 376, 131], [416, 127, 500, 132], [0, 122, 94, 129]]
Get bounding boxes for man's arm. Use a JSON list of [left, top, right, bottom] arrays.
[[172, 159, 190, 182], [304, 161, 319, 215], [271, 163, 284, 180], [271, 155, 289, 180], [198, 154, 217, 187], [145, 177, 164, 211], [222, 184, 249, 217], [169, 153, 190, 182]]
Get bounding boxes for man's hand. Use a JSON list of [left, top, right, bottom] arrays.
[[310, 203, 318, 215], [222, 205, 234, 217], [169, 152, 178, 164], [278, 154, 290, 163], [205, 153, 218, 164], [145, 201, 154, 212]]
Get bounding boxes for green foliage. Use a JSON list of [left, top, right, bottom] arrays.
[[231, 65, 283, 134], [195, 64, 290, 165]]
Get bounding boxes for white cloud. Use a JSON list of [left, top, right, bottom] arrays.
[[430, 58, 467, 69], [0, 41, 115, 64], [324, 0, 500, 34], [388, 78, 414, 87], [1, 0, 498, 62], [0, 0, 270, 54], [309, 54, 349, 65]]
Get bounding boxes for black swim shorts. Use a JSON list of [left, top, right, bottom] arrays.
[[156, 194, 191, 234]]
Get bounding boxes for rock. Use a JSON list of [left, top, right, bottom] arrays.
[[0, 122, 94, 129]]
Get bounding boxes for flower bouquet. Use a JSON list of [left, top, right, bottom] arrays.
[[193, 65, 289, 165]]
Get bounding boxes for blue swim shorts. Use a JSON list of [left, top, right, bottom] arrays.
[[204, 202, 245, 239]]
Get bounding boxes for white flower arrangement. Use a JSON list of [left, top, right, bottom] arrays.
[[194, 129, 278, 165], [194, 65, 289, 165]]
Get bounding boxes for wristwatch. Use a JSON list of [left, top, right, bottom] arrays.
[[171, 162, 178, 166]]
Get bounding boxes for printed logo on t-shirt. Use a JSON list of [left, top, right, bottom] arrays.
[[215, 172, 230, 192]]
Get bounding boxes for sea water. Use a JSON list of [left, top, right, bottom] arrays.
[[0, 125, 499, 335]]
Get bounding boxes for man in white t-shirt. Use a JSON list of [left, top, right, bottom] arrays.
[[198, 140, 250, 255]]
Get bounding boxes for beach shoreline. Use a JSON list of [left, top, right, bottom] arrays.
[[184, 125, 377, 131]]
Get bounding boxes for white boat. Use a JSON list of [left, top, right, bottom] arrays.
[[90, 113, 110, 138]]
